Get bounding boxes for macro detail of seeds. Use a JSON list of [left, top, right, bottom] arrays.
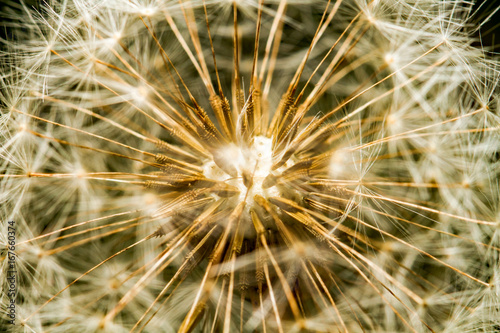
[[1, 0, 499, 332]]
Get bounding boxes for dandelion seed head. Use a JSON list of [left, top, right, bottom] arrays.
[[1, 0, 499, 331]]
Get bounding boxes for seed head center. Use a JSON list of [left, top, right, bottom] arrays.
[[203, 136, 291, 204]]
